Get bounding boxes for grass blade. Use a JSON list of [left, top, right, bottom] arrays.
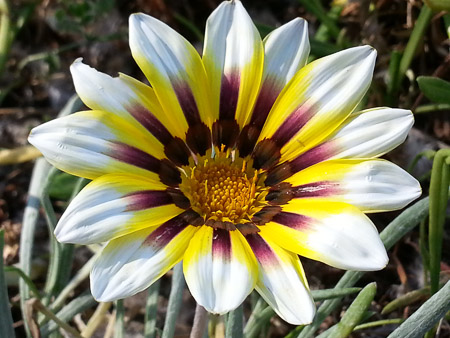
[[428, 149, 450, 294], [226, 305, 243, 338], [297, 197, 430, 338], [161, 263, 185, 338], [387, 281, 450, 338], [0, 230, 15, 338], [144, 279, 160, 338], [317, 283, 377, 338]]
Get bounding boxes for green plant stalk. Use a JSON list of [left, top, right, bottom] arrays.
[[115, 300, 125, 338], [40, 167, 62, 305], [173, 12, 204, 42], [429, 149, 450, 294], [297, 197, 430, 338], [407, 150, 436, 173], [317, 283, 377, 338], [0, 231, 15, 338], [162, 263, 185, 338], [387, 281, 450, 338], [31, 298, 82, 338], [50, 249, 100, 312], [383, 282, 446, 315], [21, 95, 83, 335], [314, 4, 343, 43], [244, 296, 267, 337], [20, 158, 52, 337], [354, 319, 404, 331], [4, 266, 41, 299], [297, 0, 340, 39], [226, 305, 243, 338], [41, 179, 75, 307], [144, 279, 160, 338], [244, 306, 276, 338], [395, 4, 433, 92], [245, 287, 362, 338], [0, 0, 11, 76], [419, 220, 430, 282], [444, 14, 450, 39], [386, 50, 401, 103], [40, 291, 96, 336]]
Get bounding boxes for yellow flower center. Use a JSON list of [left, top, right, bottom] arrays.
[[180, 152, 267, 224]]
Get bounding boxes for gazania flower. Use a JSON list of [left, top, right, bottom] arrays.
[[29, 0, 421, 324]]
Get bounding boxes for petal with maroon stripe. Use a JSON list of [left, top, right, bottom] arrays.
[[254, 46, 376, 169], [91, 210, 199, 301], [260, 199, 388, 271], [270, 159, 421, 212], [265, 108, 414, 185], [28, 110, 181, 185], [55, 174, 188, 244], [203, 0, 264, 148], [183, 226, 257, 314], [238, 18, 310, 156], [246, 232, 315, 325], [129, 13, 212, 155]]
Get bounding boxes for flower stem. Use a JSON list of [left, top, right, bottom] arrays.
[[144, 279, 161, 338], [162, 263, 185, 338], [190, 304, 208, 338], [428, 149, 450, 295], [394, 4, 433, 92]]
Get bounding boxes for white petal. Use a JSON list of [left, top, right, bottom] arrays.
[[55, 174, 183, 244], [203, 0, 263, 128], [284, 159, 421, 212], [258, 46, 376, 164], [329, 107, 414, 159], [246, 233, 315, 325], [129, 13, 212, 136], [263, 18, 310, 89], [28, 111, 164, 180], [263, 200, 389, 271], [91, 214, 197, 301], [183, 227, 257, 314]]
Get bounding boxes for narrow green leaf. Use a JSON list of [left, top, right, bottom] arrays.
[[383, 288, 430, 315], [424, 0, 450, 11], [297, 0, 340, 39], [388, 281, 450, 338], [0, 231, 15, 338], [19, 158, 52, 337], [144, 279, 160, 338], [40, 292, 96, 336], [414, 103, 450, 114], [354, 319, 404, 331], [417, 76, 450, 105], [386, 50, 401, 102], [48, 172, 81, 200], [114, 300, 125, 338], [161, 263, 185, 338], [4, 266, 41, 299], [297, 197, 430, 338], [429, 149, 450, 294], [394, 5, 433, 92], [317, 283, 377, 338], [311, 287, 362, 301], [444, 14, 450, 39], [244, 287, 361, 338], [226, 305, 243, 338]]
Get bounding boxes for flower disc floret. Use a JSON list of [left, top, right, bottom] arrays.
[[180, 153, 267, 223]]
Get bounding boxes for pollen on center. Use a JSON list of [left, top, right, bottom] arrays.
[[180, 152, 268, 224]]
